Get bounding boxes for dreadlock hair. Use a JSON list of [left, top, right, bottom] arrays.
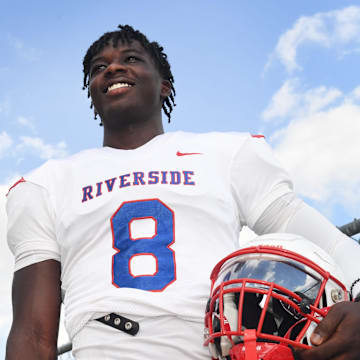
[[82, 25, 176, 125]]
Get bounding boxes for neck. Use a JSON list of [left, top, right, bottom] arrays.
[[102, 117, 164, 149]]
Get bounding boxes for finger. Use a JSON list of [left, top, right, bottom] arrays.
[[296, 338, 344, 360], [297, 338, 358, 360], [310, 303, 345, 345]]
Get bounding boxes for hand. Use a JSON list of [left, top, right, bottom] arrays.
[[296, 301, 360, 360]]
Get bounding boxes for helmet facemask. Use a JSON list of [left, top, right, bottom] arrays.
[[204, 236, 348, 360]]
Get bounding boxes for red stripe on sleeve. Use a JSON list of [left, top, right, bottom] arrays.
[[6, 177, 26, 196]]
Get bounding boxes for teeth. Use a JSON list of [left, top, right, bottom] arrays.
[[107, 83, 132, 92]]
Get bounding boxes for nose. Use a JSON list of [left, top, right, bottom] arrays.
[[104, 61, 127, 76]]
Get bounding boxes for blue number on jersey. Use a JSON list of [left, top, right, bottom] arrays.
[[111, 199, 176, 291]]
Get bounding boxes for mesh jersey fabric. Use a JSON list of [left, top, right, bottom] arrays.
[[6, 131, 298, 340]]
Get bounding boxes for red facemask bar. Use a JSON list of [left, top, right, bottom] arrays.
[[204, 246, 348, 360]]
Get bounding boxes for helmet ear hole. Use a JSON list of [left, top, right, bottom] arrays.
[[302, 335, 309, 345], [322, 290, 328, 308]]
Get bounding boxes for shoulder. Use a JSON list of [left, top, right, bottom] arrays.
[[166, 131, 270, 165], [172, 130, 257, 141], [171, 131, 264, 150], [8, 148, 103, 195]]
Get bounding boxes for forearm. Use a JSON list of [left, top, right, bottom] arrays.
[[285, 202, 360, 295], [7, 261, 61, 360], [6, 327, 58, 360], [253, 193, 360, 294]]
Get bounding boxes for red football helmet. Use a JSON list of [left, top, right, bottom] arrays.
[[204, 234, 349, 360]]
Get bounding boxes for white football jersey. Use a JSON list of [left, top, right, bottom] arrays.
[[7, 131, 292, 341]]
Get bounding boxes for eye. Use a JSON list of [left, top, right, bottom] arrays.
[[90, 64, 107, 77], [126, 56, 140, 63]]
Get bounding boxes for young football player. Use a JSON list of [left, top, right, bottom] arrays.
[[6, 25, 360, 360]]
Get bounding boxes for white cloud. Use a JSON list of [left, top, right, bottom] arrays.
[[7, 34, 41, 62], [268, 6, 360, 73], [262, 79, 342, 122], [0, 98, 11, 116], [262, 79, 300, 121], [303, 86, 342, 114], [16, 136, 67, 159], [352, 86, 360, 100], [270, 89, 360, 214], [339, 46, 360, 58], [17, 116, 36, 133], [334, 6, 360, 42], [0, 132, 13, 158], [263, 6, 360, 215]]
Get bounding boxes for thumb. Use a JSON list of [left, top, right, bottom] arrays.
[[310, 306, 344, 346], [310, 331, 324, 346]]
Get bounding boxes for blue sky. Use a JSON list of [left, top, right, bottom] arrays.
[[1, 1, 360, 357]]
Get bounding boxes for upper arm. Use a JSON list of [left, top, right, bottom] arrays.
[[7, 181, 60, 272], [6, 180, 62, 359], [6, 260, 61, 359], [230, 136, 293, 228], [284, 201, 360, 295], [255, 194, 360, 296]]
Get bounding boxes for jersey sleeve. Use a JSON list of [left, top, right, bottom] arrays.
[[231, 136, 360, 296], [230, 135, 293, 228], [7, 180, 60, 271], [285, 201, 360, 297]]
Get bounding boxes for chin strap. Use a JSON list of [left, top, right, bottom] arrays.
[[229, 335, 298, 360], [244, 329, 257, 360], [228, 329, 258, 360]]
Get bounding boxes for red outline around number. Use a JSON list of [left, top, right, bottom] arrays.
[[128, 216, 158, 241], [129, 253, 158, 277], [111, 198, 176, 292]]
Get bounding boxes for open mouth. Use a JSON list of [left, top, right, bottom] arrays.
[[104, 82, 134, 93]]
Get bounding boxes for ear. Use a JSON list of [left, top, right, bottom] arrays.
[[160, 80, 172, 99]]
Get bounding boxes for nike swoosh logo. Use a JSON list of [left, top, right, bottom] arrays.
[[176, 151, 203, 156], [251, 134, 265, 138]]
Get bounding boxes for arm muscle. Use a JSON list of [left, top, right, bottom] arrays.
[[6, 260, 61, 360]]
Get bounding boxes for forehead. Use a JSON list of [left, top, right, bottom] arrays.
[[90, 40, 150, 64]]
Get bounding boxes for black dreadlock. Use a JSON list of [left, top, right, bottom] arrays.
[[82, 25, 176, 124]]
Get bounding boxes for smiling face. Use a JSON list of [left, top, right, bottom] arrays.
[[89, 40, 170, 129]]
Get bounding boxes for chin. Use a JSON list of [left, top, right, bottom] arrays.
[[101, 103, 159, 128]]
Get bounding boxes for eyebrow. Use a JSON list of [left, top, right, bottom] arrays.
[[90, 48, 145, 66]]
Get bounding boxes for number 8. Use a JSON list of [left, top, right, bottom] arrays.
[[111, 199, 176, 291]]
